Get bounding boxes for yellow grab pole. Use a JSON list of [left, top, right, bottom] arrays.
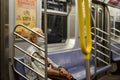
[[77, 0, 92, 80]]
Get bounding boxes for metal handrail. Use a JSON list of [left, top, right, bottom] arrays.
[[92, 27, 111, 60], [97, 8, 104, 43], [14, 32, 45, 52], [13, 24, 47, 80], [14, 57, 45, 78], [14, 45, 45, 65], [111, 28, 120, 33], [92, 47, 110, 58], [91, 6, 97, 79], [91, 3, 111, 79], [13, 67, 29, 80], [42, 9, 68, 15], [77, 0, 92, 80], [78, 0, 92, 59], [92, 55, 109, 65], [92, 33, 109, 43], [43, 0, 48, 79], [96, 50, 110, 58], [96, 42, 110, 51], [111, 33, 120, 39], [14, 24, 45, 38], [96, 28, 110, 36]]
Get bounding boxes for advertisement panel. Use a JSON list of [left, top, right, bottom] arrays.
[[15, 0, 36, 36], [105, 0, 120, 7]]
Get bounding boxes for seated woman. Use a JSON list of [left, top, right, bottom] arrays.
[[24, 28, 75, 80]]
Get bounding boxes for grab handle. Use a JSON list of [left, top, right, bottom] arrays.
[[77, 0, 92, 60]]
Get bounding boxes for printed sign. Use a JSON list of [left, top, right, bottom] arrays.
[[105, 0, 120, 7], [108, 0, 120, 5], [15, 0, 36, 36]]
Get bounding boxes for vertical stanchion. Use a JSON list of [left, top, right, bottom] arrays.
[[77, 0, 92, 80], [44, 0, 48, 80], [86, 60, 91, 80]]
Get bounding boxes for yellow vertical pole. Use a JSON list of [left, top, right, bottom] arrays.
[[77, 0, 92, 80]]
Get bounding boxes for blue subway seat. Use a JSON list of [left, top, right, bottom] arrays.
[[96, 65, 111, 75], [48, 49, 94, 80], [112, 53, 120, 61], [48, 49, 111, 80], [111, 42, 120, 61], [15, 57, 26, 80], [15, 49, 111, 80]]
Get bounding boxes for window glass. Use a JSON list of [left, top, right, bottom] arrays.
[[42, 14, 67, 44], [42, 0, 67, 44]]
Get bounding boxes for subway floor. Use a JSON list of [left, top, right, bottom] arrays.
[[98, 62, 120, 80], [99, 74, 120, 80]]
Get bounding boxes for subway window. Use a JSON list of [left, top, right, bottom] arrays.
[[42, 0, 67, 44], [42, 14, 67, 44]]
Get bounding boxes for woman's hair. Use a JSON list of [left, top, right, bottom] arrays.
[[28, 28, 43, 41]]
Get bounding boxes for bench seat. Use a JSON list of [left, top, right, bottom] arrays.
[[48, 49, 111, 80], [15, 57, 26, 80], [111, 42, 120, 61], [68, 65, 95, 80], [15, 49, 111, 80]]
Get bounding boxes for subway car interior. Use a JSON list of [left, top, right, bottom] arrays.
[[0, 0, 120, 80]]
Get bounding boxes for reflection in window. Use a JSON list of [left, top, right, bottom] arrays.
[[42, 14, 67, 44]]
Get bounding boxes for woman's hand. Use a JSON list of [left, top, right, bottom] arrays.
[[58, 68, 69, 75], [58, 68, 73, 80], [48, 65, 75, 80]]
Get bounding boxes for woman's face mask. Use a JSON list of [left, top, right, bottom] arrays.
[[37, 37, 44, 46]]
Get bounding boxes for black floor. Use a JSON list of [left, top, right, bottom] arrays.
[[98, 74, 120, 80], [98, 62, 120, 80]]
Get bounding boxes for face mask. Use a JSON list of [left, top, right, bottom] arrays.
[[37, 37, 44, 46]]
